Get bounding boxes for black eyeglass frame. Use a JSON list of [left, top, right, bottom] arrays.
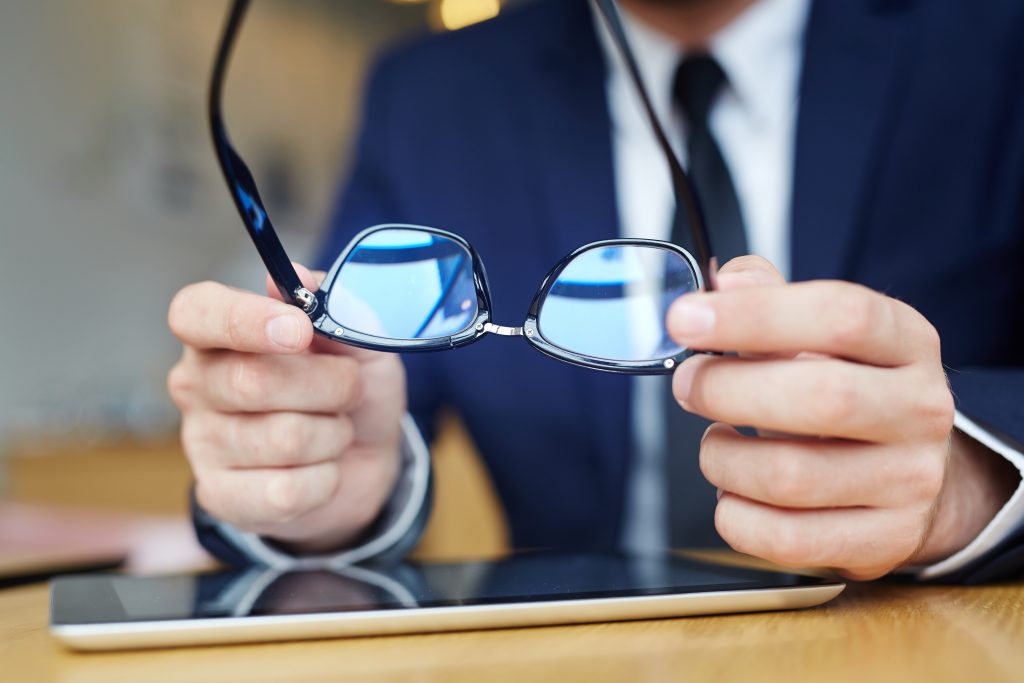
[[208, 0, 718, 375], [315, 224, 703, 374], [524, 235, 704, 374]]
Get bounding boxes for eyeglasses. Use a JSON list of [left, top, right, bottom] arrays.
[[209, 0, 717, 375]]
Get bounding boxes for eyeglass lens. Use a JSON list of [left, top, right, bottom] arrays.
[[537, 245, 698, 361], [326, 228, 479, 340]]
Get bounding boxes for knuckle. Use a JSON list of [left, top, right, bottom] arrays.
[[925, 325, 937, 358], [268, 414, 311, 461], [180, 416, 229, 474], [697, 426, 722, 481], [224, 304, 251, 350], [166, 361, 194, 408], [681, 361, 718, 414], [331, 356, 363, 408], [713, 498, 740, 545], [768, 521, 810, 567], [768, 451, 812, 503], [826, 283, 876, 348], [334, 415, 356, 451], [918, 317, 943, 357], [229, 357, 269, 405], [811, 368, 858, 425], [340, 462, 392, 532], [893, 511, 930, 564], [919, 467, 946, 505], [180, 417, 209, 456], [265, 472, 308, 521], [917, 383, 955, 438], [905, 449, 947, 502]]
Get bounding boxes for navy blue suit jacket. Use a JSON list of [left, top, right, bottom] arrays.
[[200, 0, 1024, 582]]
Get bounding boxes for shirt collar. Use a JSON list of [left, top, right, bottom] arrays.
[[711, 0, 811, 128], [594, 0, 812, 131]]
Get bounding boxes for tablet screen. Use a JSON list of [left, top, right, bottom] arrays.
[[52, 551, 835, 625]]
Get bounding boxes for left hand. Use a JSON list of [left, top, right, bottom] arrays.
[[667, 257, 1016, 580]]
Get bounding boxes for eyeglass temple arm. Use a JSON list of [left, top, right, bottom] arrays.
[[591, 0, 718, 290], [208, 0, 317, 313]]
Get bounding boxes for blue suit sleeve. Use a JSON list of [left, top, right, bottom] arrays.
[[948, 371, 1024, 451]]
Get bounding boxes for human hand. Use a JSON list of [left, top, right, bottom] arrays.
[[167, 265, 405, 553], [667, 257, 1015, 580]]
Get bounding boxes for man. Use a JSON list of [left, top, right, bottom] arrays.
[[168, 0, 1024, 581]]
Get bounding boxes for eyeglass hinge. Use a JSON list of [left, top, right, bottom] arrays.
[[294, 287, 318, 314]]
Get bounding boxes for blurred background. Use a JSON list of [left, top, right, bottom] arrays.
[[0, 0, 515, 579]]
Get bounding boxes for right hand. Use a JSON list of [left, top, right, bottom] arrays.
[[167, 264, 406, 554]]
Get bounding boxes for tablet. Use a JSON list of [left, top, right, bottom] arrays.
[[50, 550, 844, 651]]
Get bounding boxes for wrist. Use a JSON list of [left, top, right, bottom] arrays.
[[913, 429, 1019, 564]]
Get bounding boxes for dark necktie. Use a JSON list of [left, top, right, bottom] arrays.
[[665, 55, 750, 549]]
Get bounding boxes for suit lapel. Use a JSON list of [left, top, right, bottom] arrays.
[[516, 0, 632, 537], [524, 0, 620, 263], [790, 0, 921, 282]]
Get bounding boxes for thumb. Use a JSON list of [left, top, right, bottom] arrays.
[[267, 264, 386, 361], [715, 255, 785, 290]]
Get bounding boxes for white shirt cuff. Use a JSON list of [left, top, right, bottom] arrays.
[[214, 413, 431, 570], [914, 410, 1024, 580]]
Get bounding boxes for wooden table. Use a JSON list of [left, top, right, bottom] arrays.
[[3, 577, 1024, 682], [5, 436, 1024, 682]]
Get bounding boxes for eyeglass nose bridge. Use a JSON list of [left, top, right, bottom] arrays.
[[480, 323, 525, 337]]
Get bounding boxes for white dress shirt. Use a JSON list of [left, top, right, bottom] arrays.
[[598, 0, 1024, 579]]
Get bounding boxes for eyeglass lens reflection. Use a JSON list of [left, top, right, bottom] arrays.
[[327, 228, 478, 340], [537, 245, 698, 362]]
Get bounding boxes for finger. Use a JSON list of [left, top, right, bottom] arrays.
[[195, 460, 342, 529], [713, 258, 796, 360], [715, 493, 929, 580], [667, 279, 939, 367], [705, 258, 783, 360], [699, 424, 945, 509], [183, 412, 355, 470], [674, 354, 951, 442], [169, 281, 313, 354], [196, 350, 362, 414], [715, 255, 786, 289]]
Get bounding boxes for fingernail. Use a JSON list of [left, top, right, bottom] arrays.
[[673, 359, 697, 405], [669, 299, 716, 339], [716, 488, 724, 501], [266, 315, 302, 350]]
